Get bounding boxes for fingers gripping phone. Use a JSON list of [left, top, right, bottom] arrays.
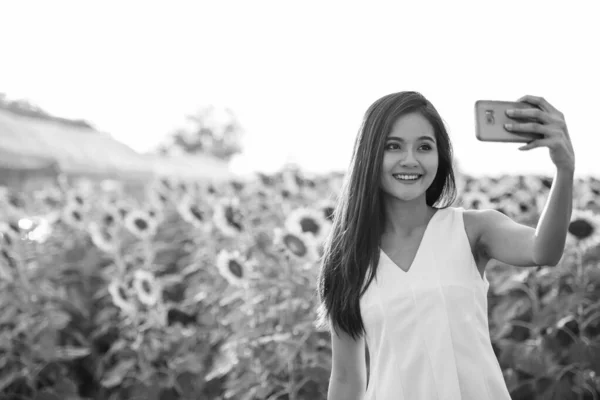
[[474, 100, 544, 143]]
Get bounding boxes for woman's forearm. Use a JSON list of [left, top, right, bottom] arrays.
[[328, 376, 366, 400], [534, 167, 574, 265]]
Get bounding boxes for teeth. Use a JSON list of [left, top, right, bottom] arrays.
[[394, 174, 421, 180]]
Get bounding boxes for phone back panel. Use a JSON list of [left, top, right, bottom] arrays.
[[475, 100, 543, 143]]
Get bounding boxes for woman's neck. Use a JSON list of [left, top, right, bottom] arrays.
[[381, 199, 433, 236]]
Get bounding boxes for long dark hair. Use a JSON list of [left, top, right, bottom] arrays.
[[316, 91, 458, 340]]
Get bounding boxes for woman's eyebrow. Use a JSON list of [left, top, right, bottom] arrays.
[[386, 135, 436, 143]]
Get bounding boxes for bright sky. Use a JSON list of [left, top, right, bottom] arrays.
[[1, 1, 598, 178]]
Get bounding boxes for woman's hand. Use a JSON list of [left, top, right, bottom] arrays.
[[504, 95, 575, 172]]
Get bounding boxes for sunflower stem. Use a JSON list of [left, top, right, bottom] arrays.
[[288, 358, 296, 400], [13, 249, 34, 310], [575, 246, 585, 400]]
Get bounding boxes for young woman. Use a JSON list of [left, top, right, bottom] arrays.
[[316, 91, 575, 400]]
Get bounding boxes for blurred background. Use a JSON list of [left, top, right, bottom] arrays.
[[1, 2, 600, 400]]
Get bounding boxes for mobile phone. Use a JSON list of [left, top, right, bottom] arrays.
[[474, 100, 544, 143]]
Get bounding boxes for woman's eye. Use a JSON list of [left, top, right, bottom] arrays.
[[385, 143, 432, 151]]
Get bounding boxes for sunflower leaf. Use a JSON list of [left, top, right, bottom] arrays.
[[100, 358, 137, 388]]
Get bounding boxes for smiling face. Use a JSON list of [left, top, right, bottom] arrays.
[[380, 112, 439, 202]]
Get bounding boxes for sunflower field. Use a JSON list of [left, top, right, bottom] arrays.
[[1, 168, 600, 400]]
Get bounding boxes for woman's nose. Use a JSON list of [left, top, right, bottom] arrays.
[[400, 150, 419, 166]]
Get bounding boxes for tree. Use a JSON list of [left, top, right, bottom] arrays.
[[155, 105, 244, 161]]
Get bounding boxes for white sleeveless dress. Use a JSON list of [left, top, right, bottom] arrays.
[[359, 206, 512, 400]]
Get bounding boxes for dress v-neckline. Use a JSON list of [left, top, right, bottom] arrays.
[[380, 208, 442, 274]]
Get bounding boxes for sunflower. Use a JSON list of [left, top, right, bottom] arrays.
[[494, 198, 521, 219], [576, 190, 600, 211], [282, 169, 300, 196], [510, 188, 537, 215], [147, 183, 172, 210], [1, 188, 28, 218], [124, 210, 158, 240], [459, 191, 492, 210], [520, 174, 545, 193], [132, 269, 162, 306], [566, 209, 600, 254], [588, 176, 600, 193], [61, 204, 87, 230], [33, 187, 64, 211], [486, 176, 515, 199], [205, 181, 219, 197], [88, 221, 119, 254], [474, 176, 497, 195], [177, 194, 210, 230], [316, 200, 336, 223], [65, 188, 90, 211], [0, 222, 20, 249], [216, 249, 253, 287], [175, 179, 192, 196], [158, 176, 175, 192], [112, 200, 136, 222], [213, 198, 244, 238], [255, 172, 276, 188], [285, 207, 331, 244], [97, 205, 122, 230], [108, 279, 137, 314], [273, 228, 319, 262]]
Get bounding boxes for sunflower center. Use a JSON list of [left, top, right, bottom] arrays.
[[190, 205, 204, 221], [142, 280, 152, 293], [102, 230, 113, 241], [118, 286, 129, 299], [8, 223, 20, 234], [323, 207, 335, 222], [225, 207, 243, 231], [134, 218, 149, 230], [228, 259, 244, 278], [103, 214, 115, 226], [8, 194, 24, 209], [299, 217, 320, 235], [2, 234, 13, 247], [160, 178, 172, 189], [568, 219, 594, 239], [44, 196, 61, 208], [283, 234, 307, 257]]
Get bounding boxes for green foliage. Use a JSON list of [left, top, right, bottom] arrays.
[[0, 171, 599, 399]]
